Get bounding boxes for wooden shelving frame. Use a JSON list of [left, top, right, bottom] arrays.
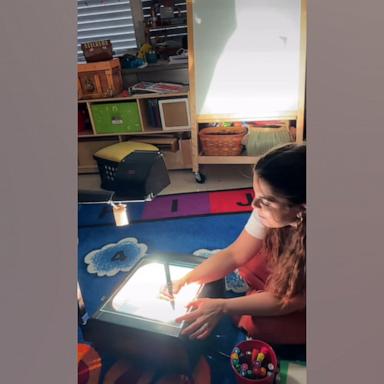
[[186, 0, 307, 181]]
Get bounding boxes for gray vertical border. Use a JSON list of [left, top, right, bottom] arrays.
[[307, 0, 383, 383], [0, 1, 77, 383], [1, 0, 383, 383]]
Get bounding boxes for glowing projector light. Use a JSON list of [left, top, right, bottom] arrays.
[[111, 262, 200, 323], [82, 254, 224, 372]]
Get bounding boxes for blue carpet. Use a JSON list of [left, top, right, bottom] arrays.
[[78, 210, 249, 316]]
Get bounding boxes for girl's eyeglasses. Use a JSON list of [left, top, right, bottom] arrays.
[[252, 196, 292, 212]]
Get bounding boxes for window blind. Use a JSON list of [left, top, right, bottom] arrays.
[[141, 0, 187, 42], [77, 0, 138, 62]]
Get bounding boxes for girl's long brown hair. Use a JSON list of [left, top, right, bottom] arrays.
[[254, 144, 306, 302]]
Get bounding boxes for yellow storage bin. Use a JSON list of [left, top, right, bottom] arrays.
[[94, 141, 158, 162], [93, 141, 159, 190]]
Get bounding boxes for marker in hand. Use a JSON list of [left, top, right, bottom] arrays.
[[164, 262, 175, 310]]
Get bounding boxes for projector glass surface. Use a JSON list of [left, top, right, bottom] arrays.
[[111, 262, 200, 324]]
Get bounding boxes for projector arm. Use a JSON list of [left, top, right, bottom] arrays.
[[78, 190, 155, 204]]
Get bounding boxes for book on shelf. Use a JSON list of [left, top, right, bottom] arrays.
[[129, 81, 185, 94], [153, 99, 162, 127], [146, 99, 156, 128], [145, 99, 162, 128]]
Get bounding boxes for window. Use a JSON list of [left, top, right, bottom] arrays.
[[77, 0, 138, 62], [141, 0, 187, 48]]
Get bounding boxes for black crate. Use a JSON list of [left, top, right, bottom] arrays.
[[94, 150, 170, 200]]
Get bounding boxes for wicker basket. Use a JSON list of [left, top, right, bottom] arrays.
[[199, 126, 247, 156], [245, 124, 291, 156]]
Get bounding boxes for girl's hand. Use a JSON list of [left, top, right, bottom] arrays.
[[175, 298, 225, 340], [159, 278, 186, 300]]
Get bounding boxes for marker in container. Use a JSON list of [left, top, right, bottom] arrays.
[[251, 348, 260, 362], [256, 352, 265, 362]]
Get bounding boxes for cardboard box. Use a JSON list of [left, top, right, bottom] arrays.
[[162, 139, 192, 170]]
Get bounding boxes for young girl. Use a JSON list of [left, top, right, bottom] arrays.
[[170, 143, 306, 344]]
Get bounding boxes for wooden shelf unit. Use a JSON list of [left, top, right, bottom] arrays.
[[78, 90, 189, 104], [197, 154, 260, 165], [187, 0, 307, 182], [78, 128, 190, 138], [78, 90, 192, 174]]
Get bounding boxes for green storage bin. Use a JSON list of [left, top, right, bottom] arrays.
[[91, 102, 142, 134]]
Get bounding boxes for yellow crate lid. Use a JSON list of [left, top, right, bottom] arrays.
[[94, 141, 159, 162]]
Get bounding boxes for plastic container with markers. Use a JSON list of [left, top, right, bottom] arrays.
[[230, 339, 278, 384]]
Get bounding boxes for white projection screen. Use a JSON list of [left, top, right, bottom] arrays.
[[111, 262, 200, 324], [191, 0, 302, 120]]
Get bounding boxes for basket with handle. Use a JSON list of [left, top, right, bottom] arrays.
[[199, 126, 247, 156]]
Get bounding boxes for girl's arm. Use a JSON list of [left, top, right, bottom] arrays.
[[181, 230, 263, 286], [221, 290, 306, 316], [176, 291, 305, 339]]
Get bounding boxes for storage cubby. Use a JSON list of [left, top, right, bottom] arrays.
[[138, 98, 163, 132], [158, 98, 190, 130], [77, 90, 192, 173], [78, 137, 120, 173], [162, 138, 192, 170], [78, 103, 92, 136]]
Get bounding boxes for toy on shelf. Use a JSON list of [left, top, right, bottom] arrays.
[[81, 40, 113, 63]]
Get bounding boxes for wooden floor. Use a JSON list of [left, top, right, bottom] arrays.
[[78, 164, 254, 195]]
